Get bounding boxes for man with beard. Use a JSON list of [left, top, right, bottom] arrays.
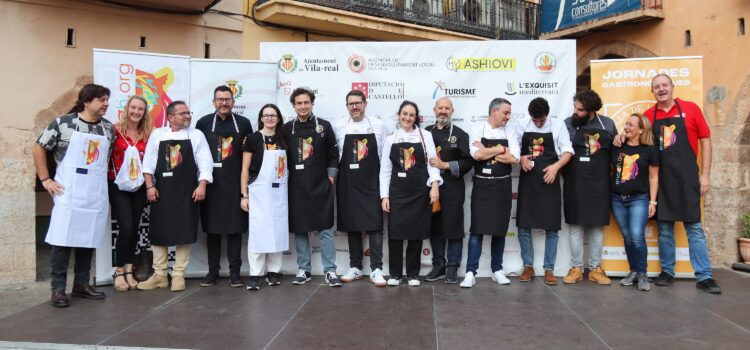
[[424, 97, 473, 284], [195, 85, 253, 288], [562, 90, 617, 285]]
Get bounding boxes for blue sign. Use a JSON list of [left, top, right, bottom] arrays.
[[541, 0, 642, 33]]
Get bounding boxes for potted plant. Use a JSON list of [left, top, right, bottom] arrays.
[[740, 214, 750, 263]]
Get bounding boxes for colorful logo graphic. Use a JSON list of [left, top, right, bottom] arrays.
[[531, 137, 545, 158], [136, 67, 175, 128], [615, 153, 640, 185], [586, 133, 601, 156], [433, 81, 446, 99], [278, 54, 299, 74], [225, 79, 243, 99], [168, 144, 182, 169], [84, 140, 101, 165], [266, 143, 277, 151], [401, 147, 416, 171], [221, 136, 233, 160], [446, 56, 516, 72], [356, 139, 369, 161], [348, 54, 366, 73], [534, 52, 557, 73], [128, 157, 140, 180], [660, 124, 677, 150], [352, 82, 369, 98], [432, 80, 476, 99], [301, 137, 314, 161], [277, 155, 286, 179]]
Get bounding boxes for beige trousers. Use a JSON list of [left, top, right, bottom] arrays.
[[152, 244, 190, 277]]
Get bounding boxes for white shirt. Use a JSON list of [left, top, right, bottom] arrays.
[[142, 127, 214, 183], [334, 116, 386, 160], [469, 121, 521, 160], [511, 117, 574, 157], [379, 127, 443, 198]]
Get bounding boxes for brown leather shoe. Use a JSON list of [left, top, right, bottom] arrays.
[[563, 267, 583, 284], [588, 266, 612, 285], [544, 270, 557, 285], [71, 284, 106, 300], [519, 266, 535, 282], [50, 291, 69, 308]]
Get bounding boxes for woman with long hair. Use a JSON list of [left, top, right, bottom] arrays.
[[108, 95, 152, 291], [610, 113, 659, 291], [379, 100, 442, 287], [240, 104, 288, 290]]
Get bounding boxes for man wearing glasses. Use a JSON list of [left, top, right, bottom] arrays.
[[335, 90, 388, 286], [138, 101, 214, 292], [195, 86, 253, 288]]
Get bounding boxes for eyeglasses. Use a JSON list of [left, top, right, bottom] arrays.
[[261, 114, 278, 119], [214, 98, 233, 103], [346, 101, 364, 108], [172, 111, 193, 117]]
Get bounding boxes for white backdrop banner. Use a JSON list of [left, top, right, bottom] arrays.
[[260, 40, 577, 278]]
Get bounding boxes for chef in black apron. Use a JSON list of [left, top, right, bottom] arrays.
[[379, 101, 442, 287], [281, 87, 342, 287], [139, 101, 214, 293], [561, 90, 617, 286], [516, 97, 573, 285], [461, 98, 519, 288], [195, 86, 252, 288], [644, 74, 720, 294], [335, 90, 388, 286], [424, 97, 473, 284]]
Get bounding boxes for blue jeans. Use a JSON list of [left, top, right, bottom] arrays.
[[295, 227, 337, 273], [657, 220, 713, 281], [610, 193, 649, 274], [568, 224, 604, 269], [430, 237, 464, 267], [465, 234, 505, 274], [517, 227, 558, 270]]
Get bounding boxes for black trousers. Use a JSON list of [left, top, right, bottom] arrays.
[[388, 239, 422, 279], [207, 233, 243, 274], [50, 245, 93, 293], [108, 182, 147, 267], [347, 231, 384, 270]]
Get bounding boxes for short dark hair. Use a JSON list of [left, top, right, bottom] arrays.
[[488, 97, 511, 116], [345, 90, 366, 103], [290, 87, 316, 105], [68, 84, 111, 113], [166, 101, 187, 116], [573, 90, 602, 112], [257, 103, 286, 149], [528, 97, 549, 119], [213, 85, 233, 99], [398, 100, 421, 127]]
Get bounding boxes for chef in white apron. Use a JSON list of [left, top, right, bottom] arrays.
[[34, 84, 115, 308], [241, 104, 288, 291]]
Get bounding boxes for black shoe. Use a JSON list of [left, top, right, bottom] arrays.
[[200, 272, 219, 287], [424, 265, 446, 282], [325, 271, 343, 287], [654, 272, 674, 286], [445, 266, 458, 284], [266, 272, 282, 286], [696, 278, 722, 294], [246, 276, 261, 291], [50, 291, 69, 308], [292, 270, 312, 285], [230, 272, 244, 288], [71, 284, 106, 300]]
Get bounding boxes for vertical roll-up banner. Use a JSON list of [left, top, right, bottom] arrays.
[[591, 56, 703, 277]]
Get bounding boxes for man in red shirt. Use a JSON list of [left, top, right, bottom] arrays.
[[644, 73, 720, 294]]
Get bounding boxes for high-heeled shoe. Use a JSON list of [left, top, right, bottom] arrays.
[[113, 270, 129, 292], [124, 271, 138, 290]]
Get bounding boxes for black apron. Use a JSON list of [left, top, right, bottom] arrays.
[[652, 101, 701, 222], [563, 116, 612, 226], [428, 124, 465, 239], [287, 118, 334, 232], [200, 115, 248, 234], [517, 130, 561, 231], [337, 132, 382, 232], [150, 138, 199, 245], [470, 138, 512, 236], [388, 137, 432, 240]]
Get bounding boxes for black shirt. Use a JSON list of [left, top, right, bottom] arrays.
[[611, 144, 660, 195], [242, 131, 283, 180]]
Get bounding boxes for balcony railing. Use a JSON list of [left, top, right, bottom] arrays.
[[255, 0, 540, 39]]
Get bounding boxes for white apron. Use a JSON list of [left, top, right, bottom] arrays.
[[113, 139, 144, 192], [46, 124, 111, 248], [248, 149, 289, 253]]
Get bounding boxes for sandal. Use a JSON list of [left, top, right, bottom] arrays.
[[124, 271, 138, 290], [113, 270, 129, 292]]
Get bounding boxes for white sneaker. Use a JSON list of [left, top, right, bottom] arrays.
[[492, 270, 511, 285], [387, 277, 402, 286], [408, 277, 421, 287], [341, 267, 363, 282], [460, 272, 476, 288], [370, 268, 387, 287]]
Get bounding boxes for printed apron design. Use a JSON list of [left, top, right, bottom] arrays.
[[517, 130, 561, 231], [248, 148, 289, 253], [388, 136, 431, 240], [337, 131, 382, 232]]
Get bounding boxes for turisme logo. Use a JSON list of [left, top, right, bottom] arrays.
[[432, 80, 476, 99], [278, 54, 298, 74], [446, 56, 516, 72], [534, 52, 556, 73], [348, 54, 366, 73], [225, 79, 243, 99]]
